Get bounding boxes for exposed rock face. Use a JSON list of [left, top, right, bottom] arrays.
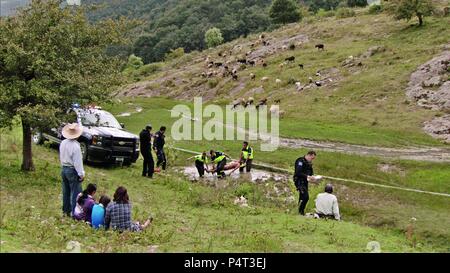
[[423, 115, 450, 143], [406, 47, 450, 143], [406, 50, 450, 111]]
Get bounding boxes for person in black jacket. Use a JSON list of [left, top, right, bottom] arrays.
[[139, 124, 154, 178], [153, 126, 167, 171], [294, 150, 318, 215]]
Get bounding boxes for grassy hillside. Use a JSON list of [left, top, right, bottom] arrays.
[[1, 127, 448, 252], [119, 10, 450, 147]]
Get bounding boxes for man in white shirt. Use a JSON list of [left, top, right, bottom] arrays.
[[314, 184, 340, 221], [59, 123, 85, 216]]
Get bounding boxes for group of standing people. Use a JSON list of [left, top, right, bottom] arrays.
[[139, 124, 167, 178], [59, 123, 152, 231]]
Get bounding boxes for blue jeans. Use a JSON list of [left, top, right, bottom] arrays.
[[61, 167, 82, 216]]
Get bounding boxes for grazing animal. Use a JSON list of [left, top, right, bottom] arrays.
[[285, 56, 295, 62], [259, 34, 265, 39], [224, 65, 229, 71], [298, 64, 304, 69], [237, 58, 247, 64], [201, 72, 207, 78], [282, 45, 288, 50], [261, 76, 269, 82], [250, 73, 256, 80], [289, 44, 296, 50], [250, 43, 255, 48], [255, 98, 268, 109], [232, 74, 238, 81], [215, 62, 223, 67], [295, 82, 303, 91], [315, 44, 325, 50], [316, 70, 321, 77], [262, 62, 267, 68], [218, 52, 222, 57], [262, 40, 268, 46], [232, 68, 238, 75], [245, 97, 254, 107], [308, 77, 313, 83], [279, 63, 285, 69], [275, 79, 282, 84], [315, 81, 322, 87], [274, 99, 281, 104], [248, 60, 256, 66]]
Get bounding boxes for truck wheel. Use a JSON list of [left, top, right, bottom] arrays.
[[80, 142, 88, 163], [32, 131, 44, 145]]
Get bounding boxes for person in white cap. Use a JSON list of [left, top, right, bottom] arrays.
[[59, 123, 85, 217]]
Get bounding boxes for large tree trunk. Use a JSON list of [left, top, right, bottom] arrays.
[[21, 120, 35, 171]]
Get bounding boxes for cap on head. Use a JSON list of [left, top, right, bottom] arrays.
[[325, 184, 333, 194]]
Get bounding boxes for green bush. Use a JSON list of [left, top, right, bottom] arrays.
[[164, 47, 185, 61], [208, 79, 219, 89], [317, 8, 336, 18], [368, 4, 383, 14], [336, 7, 356, 18], [138, 63, 163, 76]]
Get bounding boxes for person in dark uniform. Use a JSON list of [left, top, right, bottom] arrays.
[[209, 150, 231, 178], [187, 152, 209, 178], [153, 126, 167, 171], [294, 150, 318, 215], [239, 141, 254, 173], [139, 124, 154, 178]]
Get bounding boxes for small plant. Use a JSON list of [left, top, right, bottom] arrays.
[[208, 79, 219, 89], [368, 4, 383, 15], [164, 47, 185, 62], [317, 8, 335, 18], [336, 7, 356, 18]]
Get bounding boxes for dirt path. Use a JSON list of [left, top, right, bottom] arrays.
[[209, 118, 450, 162]]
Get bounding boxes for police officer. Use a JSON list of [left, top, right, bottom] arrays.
[[210, 150, 231, 178], [153, 126, 166, 171], [187, 152, 209, 177], [294, 150, 318, 215], [139, 124, 154, 178], [239, 141, 254, 173]]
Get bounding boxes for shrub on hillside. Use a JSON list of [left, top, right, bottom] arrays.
[[317, 8, 336, 17], [336, 7, 356, 18], [138, 63, 163, 76], [368, 4, 383, 14], [164, 47, 185, 61], [347, 0, 368, 7]]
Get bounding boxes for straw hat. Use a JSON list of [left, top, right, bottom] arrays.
[[62, 123, 83, 139]]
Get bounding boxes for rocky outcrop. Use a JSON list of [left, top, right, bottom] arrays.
[[405, 47, 450, 143], [423, 115, 450, 143], [406, 50, 450, 111]]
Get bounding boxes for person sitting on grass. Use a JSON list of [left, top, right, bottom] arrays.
[[104, 186, 152, 232], [313, 184, 340, 221], [91, 195, 111, 229], [73, 183, 97, 223]]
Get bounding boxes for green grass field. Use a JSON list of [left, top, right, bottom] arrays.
[[1, 127, 448, 253]]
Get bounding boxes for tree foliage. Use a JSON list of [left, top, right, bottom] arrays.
[[0, 0, 132, 171], [204, 28, 224, 48], [384, 0, 435, 26], [84, 0, 273, 63], [347, 0, 368, 7], [269, 0, 302, 24]]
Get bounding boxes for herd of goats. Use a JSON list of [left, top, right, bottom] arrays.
[[200, 33, 328, 113]]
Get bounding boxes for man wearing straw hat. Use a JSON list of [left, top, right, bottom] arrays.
[[59, 123, 85, 217]]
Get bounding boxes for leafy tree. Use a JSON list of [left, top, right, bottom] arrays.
[[384, 0, 435, 26], [269, 0, 302, 24], [347, 0, 368, 7], [301, 0, 341, 12], [126, 54, 144, 70], [0, 0, 132, 171], [204, 27, 224, 48]]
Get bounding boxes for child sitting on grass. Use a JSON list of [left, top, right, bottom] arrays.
[[104, 186, 153, 232], [91, 195, 111, 229], [73, 183, 97, 224]]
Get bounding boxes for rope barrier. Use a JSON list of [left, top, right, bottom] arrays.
[[168, 145, 450, 198]]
